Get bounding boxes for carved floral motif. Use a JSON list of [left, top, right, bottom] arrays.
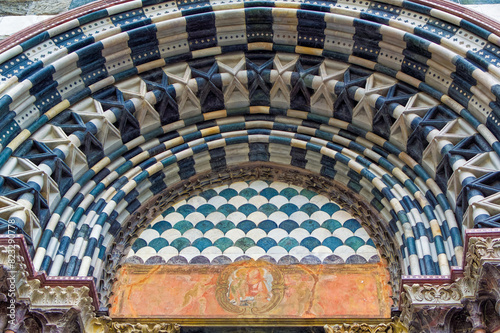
[[324, 318, 407, 333], [107, 322, 180, 333]]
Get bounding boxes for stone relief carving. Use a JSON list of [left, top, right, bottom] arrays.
[[399, 235, 500, 332], [106, 322, 180, 333], [0, 242, 99, 333]]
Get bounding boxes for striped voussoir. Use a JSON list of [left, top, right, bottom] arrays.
[[0, 0, 499, 305]]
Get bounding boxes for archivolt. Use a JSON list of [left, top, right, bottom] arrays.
[[0, 0, 499, 308]]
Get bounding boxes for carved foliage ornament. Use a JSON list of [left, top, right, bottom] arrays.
[[324, 318, 408, 333], [466, 237, 500, 279], [108, 322, 180, 333], [402, 283, 462, 305]]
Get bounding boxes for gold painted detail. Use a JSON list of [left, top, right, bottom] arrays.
[[108, 322, 180, 333], [324, 317, 407, 333], [215, 260, 285, 314], [86, 317, 180, 333]]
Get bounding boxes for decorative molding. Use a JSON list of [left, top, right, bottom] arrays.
[[106, 322, 180, 333], [402, 283, 464, 306], [84, 318, 180, 333], [324, 318, 407, 333]]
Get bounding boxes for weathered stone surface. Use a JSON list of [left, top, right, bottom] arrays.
[[0, 15, 53, 40], [26, 0, 71, 14], [0, 0, 70, 15]]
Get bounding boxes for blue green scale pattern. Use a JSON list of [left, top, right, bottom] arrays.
[[127, 180, 379, 265]]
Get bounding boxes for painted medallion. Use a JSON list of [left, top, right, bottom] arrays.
[[216, 260, 285, 314]]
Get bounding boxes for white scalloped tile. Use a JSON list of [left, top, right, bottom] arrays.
[[246, 228, 267, 241], [245, 246, 266, 256], [310, 211, 330, 222], [310, 195, 330, 207], [311, 246, 333, 261], [247, 211, 268, 223], [267, 228, 288, 242], [268, 181, 288, 192], [202, 246, 223, 255], [228, 181, 248, 192], [289, 228, 311, 243], [139, 229, 160, 242], [354, 228, 372, 240], [226, 211, 247, 223], [333, 245, 356, 261], [201, 247, 223, 261], [289, 211, 309, 223], [225, 228, 246, 241], [135, 246, 157, 260], [311, 228, 333, 242], [268, 195, 288, 208], [207, 195, 228, 208], [332, 228, 354, 241], [204, 229, 225, 242], [248, 195, 269, 207], [248, 180, 269, 192], [163, 212, 184, 223], [206, 211, 227, 223], [289, 246, 311, 260], [356, 245, 378, 259], [161, 229, 182, 242], [187, 196, 207, 206], [228, 196, 248, 208], [267, 246, 288, 260], [267, 211, 289, 223], [332, 210, 354, 222], [223, 246, 245, 255], [183, 229, 204, 242], [289, 195, 309, 207], [185, 212, 205, 224], [158, 246, 179, 256], [180, 246, 201, 261], [214, 184, 229, 193]]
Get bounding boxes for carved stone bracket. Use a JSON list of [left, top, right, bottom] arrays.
[[324, 317, 408, 333]]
